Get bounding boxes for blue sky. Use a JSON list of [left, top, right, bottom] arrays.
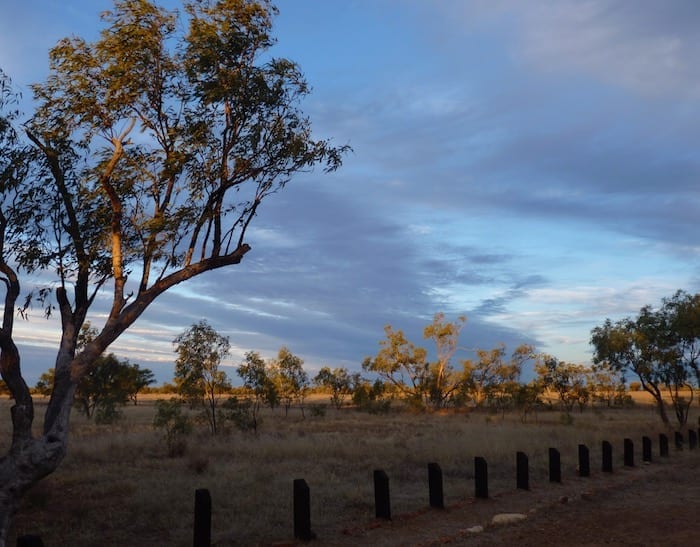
[[1, 1, 699, 384]]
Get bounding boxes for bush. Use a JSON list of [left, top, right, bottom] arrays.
[[365, 399, 392, 414], [220, 397, 259, 434], [94, 401, 123, 425], [153, 399, 192, 457], [352, 379, 388, 413]]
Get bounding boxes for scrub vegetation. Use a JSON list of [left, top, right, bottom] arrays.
[[3, 392, 690, 546]]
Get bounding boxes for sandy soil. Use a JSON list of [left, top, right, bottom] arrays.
[[300, 448, 700, 547]]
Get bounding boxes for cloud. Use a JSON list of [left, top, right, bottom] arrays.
[[430, 0, 700, 99]]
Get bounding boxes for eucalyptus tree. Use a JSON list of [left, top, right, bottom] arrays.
[[362, 325, 430, 407], [591, 291, 700, 426], [275, 346, 308, 416], [592, 315, 671, 425], [534, 356, 589, 414], [313, 366, 353, 409], [0, 0, 345, 540], [423, 312, 466, 407], [363, 314, 474, 409], [173, 320, 232, 434]]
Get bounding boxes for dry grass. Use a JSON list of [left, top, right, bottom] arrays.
[[2, 395, 695, 546]]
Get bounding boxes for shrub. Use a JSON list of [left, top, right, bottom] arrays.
[[352, 379, 388, 413], [94, 401, 123, 425], [153, 399, 192, 457], [220, 396, 259, 434]]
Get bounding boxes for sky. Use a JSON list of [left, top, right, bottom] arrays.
[[1, 0, 699, 385]]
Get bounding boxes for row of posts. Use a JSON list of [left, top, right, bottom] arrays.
[[183, 429, 699, 547]]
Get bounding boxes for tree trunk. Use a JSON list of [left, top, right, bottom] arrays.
[[653, 394, 670, 425], [0, 334, 79, 544], [0, 432, 67, 545]]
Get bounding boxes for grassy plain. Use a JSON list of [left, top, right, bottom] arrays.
[[2, 393, 695, 546]]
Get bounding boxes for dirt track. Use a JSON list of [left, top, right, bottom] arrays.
[[314, 448, 700, 546]]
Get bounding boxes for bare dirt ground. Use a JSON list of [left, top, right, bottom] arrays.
[[305, 448, 700, 547]]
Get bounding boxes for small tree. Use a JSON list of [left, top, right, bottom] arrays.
[[422, 313, 467, 407], [75, 353, 137, 422], [511, 380, 545, 423], [153, 398, 192, 457], [237, 351, 271, 431], [589, 362, 628, 407], [126, 365, 156, 405], [591, 292, 700, 426], [314, 366, 353, 409], [34, 370, 55, 397], [462, 343, 534, 412], [173, 320, 232, 435], [535, 356, 589, 414], [362, 325, 430, 407], [276, 347, 308, 416], [351, 377, 389, 413]]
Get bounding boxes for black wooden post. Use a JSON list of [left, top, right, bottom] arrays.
[[642, 436, 652, 463], [602, 440, 613, 473], [474, 457, 488, 499], [193, 488, 211, 547], [374, 469, 391, 520], [548, 448, 561, 483], [578, 444, 590, 477], [293, 479, 316, 541], [427, 462, 444, 509], [675, 431, 684, 450], [688, 430, 698, 450], [624, 438, 634, 467], [16, 536, 44, 547], [659, 433, 669, 457], [516, 451, 529, 490]]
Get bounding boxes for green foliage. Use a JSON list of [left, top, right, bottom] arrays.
[[422, 313, 467, 407], [75, 353, 154, 422], [363, 316, 539, 412], [591, 290, 700, 426], [589, 362, 628, 407], [462, 343, 535, 412], [173, 320, 231, 434], [94, 401, 123, 425], [351, 378, 390, 413], [153, 398, 192, 457], [510, 381, 545, 423], [34, 370, 55, 397], [236, 350, 276, 429], [313, 366, 354, 409], [362, 325, 430, 406], [275, 347, 309, 416], [535, 356, 589, 414], [219, 396, 259, 434]]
